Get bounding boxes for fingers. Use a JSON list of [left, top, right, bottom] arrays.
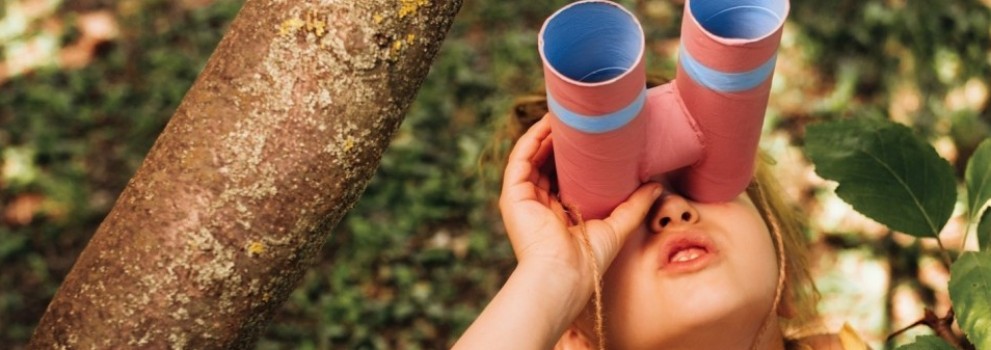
[[503, 117, 553, 192], [550, 198, 568, 222], [536, 178, 551, 205], [591, 183, 663, 264], [604, 183, 662, 238], [603, 183, 663, 241], [502, 118, 556, 209], [531, 119, 554, 165], [530, 134, 554, 185], [525, 120, 554, 185], [507, 117, 551, 164]]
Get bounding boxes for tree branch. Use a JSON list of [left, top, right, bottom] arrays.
[[28, 0, 463, 348], [887, 308, 975, 350]]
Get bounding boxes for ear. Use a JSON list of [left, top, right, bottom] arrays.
[[553, 327, 595, 350]]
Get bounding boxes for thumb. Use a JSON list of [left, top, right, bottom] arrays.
[[591, 183, 662, 264]]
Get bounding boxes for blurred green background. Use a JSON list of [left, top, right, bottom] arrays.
[[1, 0, 989, 348]]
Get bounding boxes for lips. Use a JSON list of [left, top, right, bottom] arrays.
[[657, 231, 718, 274], [670, 246, 706, 263]]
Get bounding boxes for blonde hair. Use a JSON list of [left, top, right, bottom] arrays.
[[482, 76, 820, 347], [747, 154, 822, 340]]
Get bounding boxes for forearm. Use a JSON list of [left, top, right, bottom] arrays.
[[453, 261, 589, 350]]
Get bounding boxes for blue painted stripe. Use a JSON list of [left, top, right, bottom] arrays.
[[679, 44, 777, 93], [548, 88, 646, 134]]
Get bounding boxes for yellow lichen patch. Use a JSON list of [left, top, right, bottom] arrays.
[[278, 18, 305, 37], [279, 11, 327, 39], [398, 0, 429, 19], [247, 241, 266, 257], [304, 10, 327, 38], [406, 33, 416, 44], [373, 14, 384, 24], [342, 136, 356, 153]]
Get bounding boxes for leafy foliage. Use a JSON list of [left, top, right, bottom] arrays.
[[948, 251, 991, 350], [807, 117, 991, 347], [804, 119, 957, 238], [794, 0, 991, 137], [895, 335, 956, 350], [966, 139, 991, 248], [980, 208, 991, 252]]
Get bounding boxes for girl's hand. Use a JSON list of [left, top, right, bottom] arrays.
[[499, 117, 661, 297], [454, 118, 659, 350]]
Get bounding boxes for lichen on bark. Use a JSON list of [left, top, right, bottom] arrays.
[[28, 0, 464, 348]]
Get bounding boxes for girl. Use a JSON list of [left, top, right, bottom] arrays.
[[454, 91, 867, 349]]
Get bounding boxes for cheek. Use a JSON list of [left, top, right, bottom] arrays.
[[725, 210, 780, 306], [599, 229, 669, 346], [600, 229, 647, 319], [746, 233, 780, 302]]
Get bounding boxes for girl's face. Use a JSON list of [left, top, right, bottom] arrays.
[[592, 189, 781, 349]]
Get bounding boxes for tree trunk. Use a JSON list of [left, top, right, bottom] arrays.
[[28, 0, 463, 348]]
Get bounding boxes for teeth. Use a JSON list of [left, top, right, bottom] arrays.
[[670, 247, 705, 263]]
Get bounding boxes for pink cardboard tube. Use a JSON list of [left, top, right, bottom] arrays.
[[539, 1, 649, 219], [539, 0, 788, 218], [674, 0, 789, 202]]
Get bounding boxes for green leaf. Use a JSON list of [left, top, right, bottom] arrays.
[[805, 119, 957, 238], [895, 335, 955, 350], [967, 139, 991, 222], [948, 251, 991, 350], [980, 207, 991, 251]]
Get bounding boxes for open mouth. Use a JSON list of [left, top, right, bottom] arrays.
[[669, 245, 708, 263], [658, 232, 718, 274]]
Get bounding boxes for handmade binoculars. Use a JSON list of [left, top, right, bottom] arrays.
[[539, 0, 789, 219]]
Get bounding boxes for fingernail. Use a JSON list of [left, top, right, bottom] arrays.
[[652, 185, 662, 198]]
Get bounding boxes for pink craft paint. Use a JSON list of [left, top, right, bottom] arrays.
[[539, 0, 789, 219], [674, 0, 788, 203]]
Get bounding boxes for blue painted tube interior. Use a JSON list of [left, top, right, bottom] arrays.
[[690, 0, 787, 39], [542, 2, 642, 83]]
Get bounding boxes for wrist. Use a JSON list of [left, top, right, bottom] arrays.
[[452, 258, 594, 349], [514, 259, 594, 327]]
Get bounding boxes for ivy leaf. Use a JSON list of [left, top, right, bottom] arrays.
[[980, 207, 991, 251], [894, 335, 955, 350], [948, 251, 991, 350], [805, 119, 956, 238]]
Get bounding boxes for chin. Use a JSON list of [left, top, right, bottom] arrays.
[[605, 278, 776, 350], [609, 304, 771, 350]]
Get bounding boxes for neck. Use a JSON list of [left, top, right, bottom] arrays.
[[749, 315, 786, 350]]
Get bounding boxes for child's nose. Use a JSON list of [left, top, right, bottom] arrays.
[[648, 193, 700, 232]]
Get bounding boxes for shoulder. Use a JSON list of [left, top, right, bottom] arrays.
[[790, 323, 870, 350]]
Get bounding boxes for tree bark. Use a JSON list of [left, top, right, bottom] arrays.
[[28, 0, 463, 348]]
